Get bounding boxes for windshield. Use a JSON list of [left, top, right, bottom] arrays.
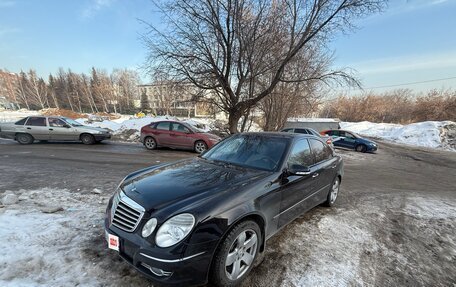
[[63, 118, 83, 127], [202, 134, 289, 171]]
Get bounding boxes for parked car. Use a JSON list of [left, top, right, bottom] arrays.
[[0, 116, 111, 144], [105, 132, 343, 286], [320, 129, 378, 152], [281, 127, 334, 146], [140, 120, 221, 153]]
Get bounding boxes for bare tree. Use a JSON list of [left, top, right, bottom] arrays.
[[144, 0, 385, 133]]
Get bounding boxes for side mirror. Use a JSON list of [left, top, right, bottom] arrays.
[[287, 164, 311, 176], [63, 124, 71, 128]]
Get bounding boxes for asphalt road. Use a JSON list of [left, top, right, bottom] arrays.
[[1, 139, 455, 286]]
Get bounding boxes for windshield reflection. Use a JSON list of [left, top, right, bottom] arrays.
[[202, 134, 289, 171]]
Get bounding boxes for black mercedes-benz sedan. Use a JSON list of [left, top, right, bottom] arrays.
[[104, 132, 343, 286]]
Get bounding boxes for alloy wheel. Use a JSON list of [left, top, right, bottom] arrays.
[[225, 229, 258, 281], [144, 137, 156, 149], [330, 179, 339, 204], [195, 141, 207, 153]]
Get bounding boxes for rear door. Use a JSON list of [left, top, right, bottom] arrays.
[[169, 122, 194, 148], [152, 121, 171, 146], [278, 139, 316, 227], [24, 117, 49, 140], [308, 139, 338, 205]]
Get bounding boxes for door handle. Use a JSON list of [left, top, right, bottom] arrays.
[[26, 127, 31, 130], [49, 128, 53, 131], [312, 173, 319, 178]]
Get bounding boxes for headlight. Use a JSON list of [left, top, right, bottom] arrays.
[[155, 213, 195, 248], [142, 218, 158, 238]]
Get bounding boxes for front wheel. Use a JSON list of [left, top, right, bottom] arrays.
[[210, 220, 260, 287], [80, 134, 95, 145], [323, 177, 340, 207], [194, 140, 208, 154], [355, 144, 367, 153]]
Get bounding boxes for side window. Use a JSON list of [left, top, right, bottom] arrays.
[[345, 132, 355, 140], [155, 122, 170, 131], [171, 123, 190, 133], [282, 128, 294, 133], [287, 139, 313, 167], [48, 118, 67, 127], [294, 129, 309, 134], [15, 118, 28, 125], [26, 117, 46, 127], [309, 139, 330, 163], [332, 130, 340, 137]]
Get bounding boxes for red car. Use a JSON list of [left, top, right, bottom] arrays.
[[140, 120, 221, 153]]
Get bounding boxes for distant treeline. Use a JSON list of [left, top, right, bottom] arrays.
[[0, 68, 140, 114], [320, 89, 456, 123]]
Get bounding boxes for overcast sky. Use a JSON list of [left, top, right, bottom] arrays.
[[1, 0, 455, 93]]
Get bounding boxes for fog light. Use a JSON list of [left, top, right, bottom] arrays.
[[141, 263, 173, 277], [142, 218, 157, 238]]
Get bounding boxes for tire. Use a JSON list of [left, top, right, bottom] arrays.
[[143, 136, 157, 150], [210, 220, 261, 287], [16, 133, 34, 145], [355, 144, 367, 153], [194, 140, 208, 154], [323, 177, 340, 207], [80, 134, 95, 145]]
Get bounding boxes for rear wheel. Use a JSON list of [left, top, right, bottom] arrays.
[[194, 140, 208, 154], [143, 136, 157, 150], [355, 144, 367, 153], [323, 177, 340, 207], [210, 220, 260, 287], [16, 133, 34, 145], [80, 134, 95, 145]]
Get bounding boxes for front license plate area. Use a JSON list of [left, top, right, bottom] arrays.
[[108, 234, 119, 251]]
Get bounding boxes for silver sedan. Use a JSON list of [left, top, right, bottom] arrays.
[[0, 116, 111, 144]]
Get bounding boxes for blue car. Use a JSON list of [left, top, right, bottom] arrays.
[[320, 129, 378, 152]]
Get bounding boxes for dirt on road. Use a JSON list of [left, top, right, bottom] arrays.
[[0, 139, 455, 286]]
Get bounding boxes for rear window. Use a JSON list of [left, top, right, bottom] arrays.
[[155, 122, 170, 130], [26, 117, 46, 127], [295, 129, 309, 134], [15, 118, 28, 125]]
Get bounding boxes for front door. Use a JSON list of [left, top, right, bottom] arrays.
[[278, 139, 316, 227], [48, 118, 74, 141], [169, 123, 194, 148]]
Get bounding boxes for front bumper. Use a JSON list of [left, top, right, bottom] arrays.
[[94, 133, 111, 141], [104, 218, 217, 286], [367, 145, 378, 152]]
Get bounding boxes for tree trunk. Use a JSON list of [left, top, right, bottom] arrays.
[[228, 109, 243, 134]]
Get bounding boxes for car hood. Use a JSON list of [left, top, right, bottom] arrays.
[[77, 125, 109, 133], [121, 158, 268, 212]]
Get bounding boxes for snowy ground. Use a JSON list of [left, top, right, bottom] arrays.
[[1, 139, 455, 286], [341, 121, 456, 151], [2, 186, 455, 287]]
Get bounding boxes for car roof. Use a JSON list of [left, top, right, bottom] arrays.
[[240, 131, 322, 140]]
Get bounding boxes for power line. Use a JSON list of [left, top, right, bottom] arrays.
[[336, 75, 456, 92]]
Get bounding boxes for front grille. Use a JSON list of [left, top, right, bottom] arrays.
[[111, 190, 145, 232]]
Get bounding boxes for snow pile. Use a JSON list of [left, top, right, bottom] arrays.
[[340, 121, 456, 151], [76, 115, 219, 141], [75, 115, 262, 141]]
